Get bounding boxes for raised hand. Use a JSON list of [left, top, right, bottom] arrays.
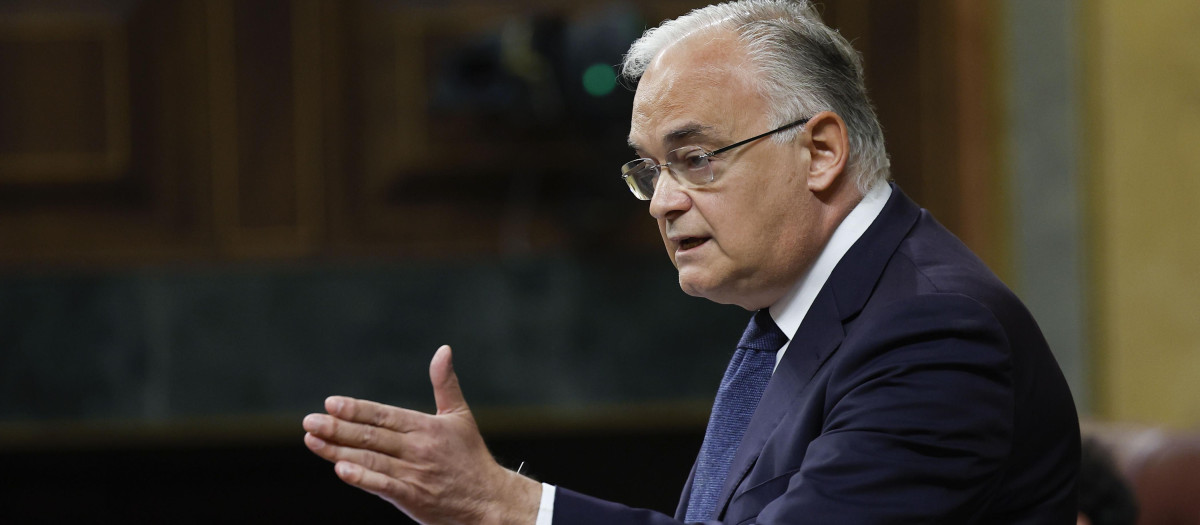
[[302, 345, 540, 524]]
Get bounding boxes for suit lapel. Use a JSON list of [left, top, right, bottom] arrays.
[[711, 289, 844, 516], [710, 184, 923, 518]]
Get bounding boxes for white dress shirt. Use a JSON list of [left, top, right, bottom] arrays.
[[768, 182, 891, 367], [535, 183, 893, 524]]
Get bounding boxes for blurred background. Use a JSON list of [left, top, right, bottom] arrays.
[[1, 0, 1197, 522]]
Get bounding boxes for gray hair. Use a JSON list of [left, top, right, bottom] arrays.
[[621, 0, 890, 194]]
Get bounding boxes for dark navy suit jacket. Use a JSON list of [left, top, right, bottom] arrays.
[[555, 185, 1079, 524]]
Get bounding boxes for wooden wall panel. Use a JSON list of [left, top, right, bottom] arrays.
[[0, 15, 128, 183], [0, 0, 1001, 267], [949, 0, 1005, 273], [824, 0, 1002, 269], [0, 1, 213, 264], [209, 0, 324, 258]]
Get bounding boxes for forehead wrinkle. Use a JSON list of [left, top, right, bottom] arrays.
[[663, 123, 717, 148], [629, 120, 719, 156], [630, 72, 744, 153]]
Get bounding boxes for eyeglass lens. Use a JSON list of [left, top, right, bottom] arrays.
[[621, 146, 714, 200]]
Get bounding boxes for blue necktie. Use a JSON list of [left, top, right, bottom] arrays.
[[685, 309, 788, 522]]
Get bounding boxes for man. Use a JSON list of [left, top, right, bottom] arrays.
[[302, 1, 1080, 523]]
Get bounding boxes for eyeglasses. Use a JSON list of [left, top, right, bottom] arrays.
[[620, 117, 810, 200]]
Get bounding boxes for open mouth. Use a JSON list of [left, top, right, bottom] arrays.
[[679, 237, 709, 250]]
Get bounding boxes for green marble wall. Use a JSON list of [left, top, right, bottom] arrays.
[[0, 256, 746, 427]]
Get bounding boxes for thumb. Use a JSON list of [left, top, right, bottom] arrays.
[[430, 344, 469, 415]]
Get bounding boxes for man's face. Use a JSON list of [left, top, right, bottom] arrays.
[[628, 30, 830, 310]]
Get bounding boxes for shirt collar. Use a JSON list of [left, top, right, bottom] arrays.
[[769, 182, 892, 361]]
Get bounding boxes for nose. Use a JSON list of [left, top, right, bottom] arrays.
[[648, 168, 692, 220]]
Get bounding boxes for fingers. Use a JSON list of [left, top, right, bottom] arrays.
[[302, 345, 517, 524], [305, 432, 410, 474], [307, 434, 426, 517], [324, 396, 424, 432], [430, 345, 468, 415], [304, 413, 405, 456], [333, 460, 416, 504]]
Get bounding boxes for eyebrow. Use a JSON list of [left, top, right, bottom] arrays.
[[627, 122, 718, 154]]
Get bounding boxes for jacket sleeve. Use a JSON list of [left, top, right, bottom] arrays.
[[554, 488, 695, 525]]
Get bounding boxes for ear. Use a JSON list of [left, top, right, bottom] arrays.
[[803, 111, 850, 192]]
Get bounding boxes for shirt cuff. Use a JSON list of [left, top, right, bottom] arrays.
[[535, 483, 556, 525]]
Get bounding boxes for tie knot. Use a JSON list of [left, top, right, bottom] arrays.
[[737, 309, 788, 352]]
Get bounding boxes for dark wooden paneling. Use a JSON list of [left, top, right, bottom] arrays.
[[0, 1, 212, 264], [0, 40, 107, 171], [234, 0, 298, 230], [949, 0, 1006, 272], [825, 0, 1001, 265], [0, 15, 127, 183], [0, 0, 1002, 267], [209, 0, 324, 258]]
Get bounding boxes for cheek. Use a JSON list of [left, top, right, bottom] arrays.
[[721, 191, 799, 265], [707, 195, 763, 255]]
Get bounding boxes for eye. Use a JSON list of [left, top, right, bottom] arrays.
[[678, 149, 710, 171]]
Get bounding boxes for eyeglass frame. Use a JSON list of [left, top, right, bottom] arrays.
[[620, 116, 811, 200]]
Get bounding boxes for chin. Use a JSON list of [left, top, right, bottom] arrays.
[[678, 272, 770, 310], [678, 274, 737, 306], [677, 272, 713, 300], [677, 278, 705, 298]]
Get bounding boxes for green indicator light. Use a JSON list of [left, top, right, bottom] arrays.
[[582, 63, 616, 97]]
